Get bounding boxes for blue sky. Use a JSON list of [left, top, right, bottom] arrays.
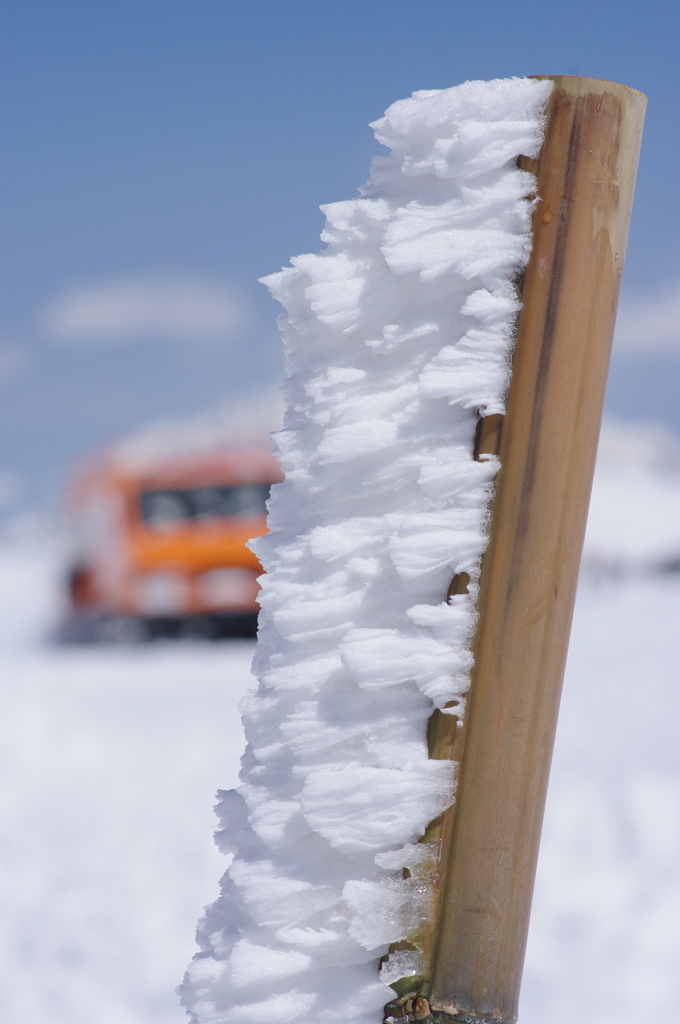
[[0, 0, 678, 512]]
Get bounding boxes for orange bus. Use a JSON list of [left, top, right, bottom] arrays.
[[61, 446, 282, 641]]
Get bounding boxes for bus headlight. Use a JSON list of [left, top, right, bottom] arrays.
[[134, 572, 188, 615], [197, 568, 259, 609]]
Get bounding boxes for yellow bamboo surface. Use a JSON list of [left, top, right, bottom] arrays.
[[425, 77, 647, 1023]]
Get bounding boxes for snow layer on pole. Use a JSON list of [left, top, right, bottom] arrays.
[[180, 77, 551, 1024]]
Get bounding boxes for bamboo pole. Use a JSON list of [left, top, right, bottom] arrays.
[[421, 77, 647, 1023]]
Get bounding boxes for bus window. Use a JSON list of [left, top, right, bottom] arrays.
[[139, 489, 193, 526], [139, 484, 271, 527]]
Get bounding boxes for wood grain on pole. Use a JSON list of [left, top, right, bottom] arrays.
[[426, 77, 646, 1023]]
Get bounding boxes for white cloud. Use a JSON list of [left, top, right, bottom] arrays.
[[111, 387, 284, 470], [41, 274, 245, 344], [614, 284, 680, 355]]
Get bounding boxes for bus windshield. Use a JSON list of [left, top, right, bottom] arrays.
[[139, 483, 271, 527]]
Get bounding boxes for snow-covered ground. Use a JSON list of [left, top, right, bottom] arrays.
[[0, 416, 678, 1023], [0, 547, 255, 1024], [523, 576, 680, 1023]]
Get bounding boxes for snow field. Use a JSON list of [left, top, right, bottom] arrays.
[[0, 544, 254, 1024], [523, 576, 680, 1023], [584, 417, 680, 568], [0, 436, 680, 1023], [1, 550, 680, 1022]]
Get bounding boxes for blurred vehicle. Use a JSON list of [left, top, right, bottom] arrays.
[[60, 446, 282, 641]]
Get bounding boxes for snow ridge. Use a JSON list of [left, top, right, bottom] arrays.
[[181, 77, 551, 1024]]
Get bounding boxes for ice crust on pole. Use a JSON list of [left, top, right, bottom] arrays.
[[181, 77, 551, 1024]]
